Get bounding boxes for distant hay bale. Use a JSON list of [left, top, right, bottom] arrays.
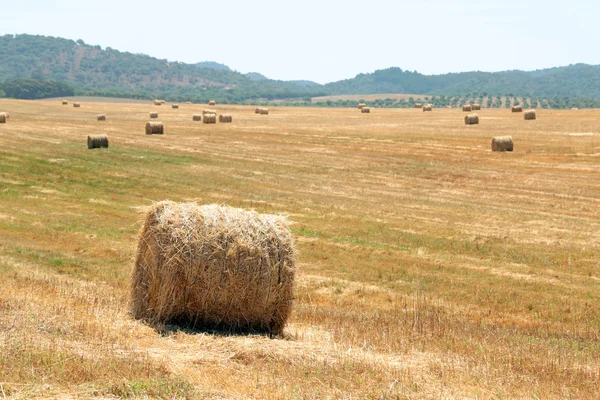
[[131, 201, 296, 334], [422, 105, 433, 112], [491, 136, 513, 152], [462, 105, 472, 112], [149, 112, 159, 119], [172, 104, 179, 109], [414, 103, 422, 108], [97, 114, 106, 121], [208, 100, 216, 106], [472, 104, 481, 110], [87, 134, 109, 149], [62, 100, 68, 105], [154, 100, 161, 106], [145, 121, 164, 135], [203, 113, 217, 124], [571, 107, 579, 111], [361, 107, 371, 113], [464, 114, 479, 125], [511, 106, 523, 113], [192, 114, 202, 121], [445, 106, 452, 109], [203, 109, 217, 115], [0, 114, 6, 124], [219, 114, 233, 123], [259, 108, 269, 115], [255, 107, 261, 114], [358, 103, 366, 109], [73, 103, 81, 108], [524, 110, 536, 120]]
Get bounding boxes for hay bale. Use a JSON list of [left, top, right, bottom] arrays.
[[524, 110, 536, 120], [0, 112, 9, 120], [361, 107, 371, 113], [203, 109, 217, 115], [208, 100, 216, 106], [413, 103, 422, 108], [464, 114, 479, 125], [491, 136, 513, 152], [131, 201, 296, 334], [462, 105, 472, 112], [62, 100, 68, 105], [160, 100, 165, 104], [146, 121, 164, 135], [192, 114, 202, 121], [219, 114, 233, 123], [445, 106, 452, 109], [154, 100, 162, 106], [511, 106, 523, 113], [255, 107, 261, 114], [259, 108, 269, 115], [88, 135, 109, 149], [571, 107, 579, 111], [172, 104, 179, 109], [472, 104, 481, 110], [73, 103, 81, 108], [422, 105, 433, 112], [358, 103, 366, 109], [203, 113, 217, 124], [149, 112, 159, 119], [97, 114, 106, 121], [0, 114, 6, 124]]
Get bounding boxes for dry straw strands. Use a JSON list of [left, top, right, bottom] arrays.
[[97, 114, 106, 121], [131, 201, 296, 334], [172, 104, 179, 109], [208, 100, 216, 106], [259, 108, 269, 115], [87, 135, 109, 149], [62, 100, 68, 105], [414, 103, 422, 108], [511, 105, 523, 113], [462, 105, 472, 112], [154, 100, 162, 106], [358, 103, 366, 109], [361, 107, 371, 113], [472, 104, 481, 110], [73, 103, 81, 108], [192, 114, 202, 121], [145, 122, 164, 135], [464, 114, 479, 125], [219, 114, 233, 123], [149, 112, 159, 119], [422, 105, 433, 112], [491, 136, 513, 152], [524, 110, 536, 120], [203, 113, 217, 124]]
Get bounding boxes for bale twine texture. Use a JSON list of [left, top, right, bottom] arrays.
[[73, 103, 81, 108], [361, 107, 371, 113], [511, 106, 523, 113], [219, 114, 233, 123], [462, 105, 472, 112], [464, 114, 479, 125], [491, 136, 513, 152], [149, 112, 159, 119], [87, 135, 109, 149], [524, 110, 536, 120], [472, 104, 481, 110], [193, 114, 202, 121], [131, 201, 297, 334], [208, 100, 216, 106], [146, 122, 164, 135], [97, 114, 106, 121], [203, 114, 217, 124]]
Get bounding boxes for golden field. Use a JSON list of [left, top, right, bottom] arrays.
[[0, 99, 599, 399]]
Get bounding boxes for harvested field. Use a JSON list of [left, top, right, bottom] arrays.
[[0, 98, 599, 399]]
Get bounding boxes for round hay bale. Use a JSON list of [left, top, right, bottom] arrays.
[[154, 100, 162, 106], [472, 104, 481, 111], [192, 114, 202, 121], [259, 108, 269, 115], [255, 107, 261, 114], [208, 100, 216, 106], [524, 110, 536, 120], [445, 106, 452, 109], [511, 106, 523, 113], [219, 114, 233, 123], [145, 121, 164, 135], [131, 201, 296, 334], [361, 107, 371, 113], [172, 104, 179, 109], [0, 114, 6, 124], [149, 112, 159, 119], [571, 107, 579, 111], [0, 112, 9, 120], [491, 136, 513, 152], [422, 105, 433, 112], [87, 134, 109, 149], [358, 103, 366, 109], [203, 113, 217, 124], [203, 109, 216, 115], [73, 103, 81, 108], [413, 103, 422, 108], [97, 114, 106, 121], [62, 100, 68, 105], [464, 114, 479, 125], [462, 105, 472, 112]]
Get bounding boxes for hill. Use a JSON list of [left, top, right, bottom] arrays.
[[194, 61, 232, 71]]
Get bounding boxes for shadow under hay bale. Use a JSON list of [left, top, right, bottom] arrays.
[[491, 136, 513, 152], [524, 110, 536, 120], [192, 114, 202, 121], [87, 135, 109, 149], [131, 201, 296, 335], [145, 121, 164, 135], [219, 114, 232, 123], [512, 106, 523, 113], [465, 114, 479, 125], [149, 112, 159, 119], [97, 114, 106, 121], [203, 114, 216, 124]]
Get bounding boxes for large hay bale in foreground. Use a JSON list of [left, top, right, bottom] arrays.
[[203, 113, 217, 124], [73, 103, 81, 108], [491, 136, 513, 152], [62, 100, 68, 105], [0, 112, 9, 120], [361, 107, 371, 113], [358, 103, 366, 109], [511, 106, 523, 113], [87, 135, 109, 149], [219, 114, 232, 123], [422, 105, 433, 112], [0, 114, 6, 124], [472, 104, 481, 110], [172, 104, 179, 109], [208, 100, 216, 106], [97, 114, 106, 121], [462, 105, 472, 112], [131, 201, 296, 334], [149, 112, 159, 119], [145, 122, 164, 135], [259, 108, 269, 115], [464, 114, 479, 125], [192, 114, 202, 121], [524, 110, 536, 120]]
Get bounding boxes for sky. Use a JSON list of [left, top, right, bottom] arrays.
[[2, 0, 599, 84]]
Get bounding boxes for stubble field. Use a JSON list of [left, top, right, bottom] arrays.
[[0, 99, 599, 399]]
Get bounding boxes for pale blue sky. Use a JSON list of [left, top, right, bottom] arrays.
[[2, 0, 599, 83]]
